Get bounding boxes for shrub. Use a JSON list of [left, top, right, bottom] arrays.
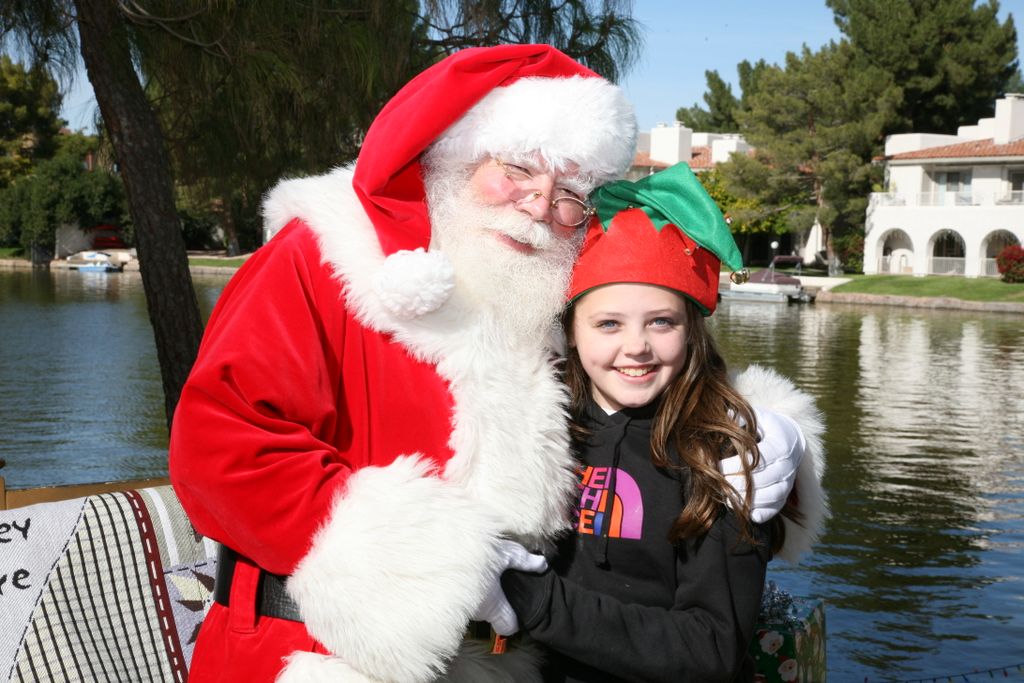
[[996, 244, 1024, 283], [834, 232, 865, 274], [0, 152, 128, 252], [179, 209, 223, 251]]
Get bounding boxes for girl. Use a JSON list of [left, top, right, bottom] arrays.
[[500, 163, 826, 682]]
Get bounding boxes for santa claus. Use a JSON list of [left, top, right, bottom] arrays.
[[169, 44, 818, 682]]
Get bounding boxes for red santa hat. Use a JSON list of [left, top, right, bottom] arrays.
[[352, 44, 637, 256], [568, 163, 744, 315]]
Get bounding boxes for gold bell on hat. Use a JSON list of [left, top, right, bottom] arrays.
[[730, 269, 750, 285]]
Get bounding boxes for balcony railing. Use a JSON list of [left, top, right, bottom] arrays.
[[930, 257, 965, 275], [871, 191, 1024, 207], [996, 190, 1024, 204], [916, 192, 975, 206], [872, 193, 906, 207]]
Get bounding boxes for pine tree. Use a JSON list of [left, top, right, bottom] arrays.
[[719, 42, 901, 268], [677, 70, 740, 132], [0, 56, 63, 188], [421, 0, 641, 82], [827, 0, 1018, 133], [676, 59, 770, 132]]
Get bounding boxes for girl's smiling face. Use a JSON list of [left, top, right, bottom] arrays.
[[570, 283, 690, 413]]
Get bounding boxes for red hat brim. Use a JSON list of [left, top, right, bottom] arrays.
[[568, 209, 722, 315]]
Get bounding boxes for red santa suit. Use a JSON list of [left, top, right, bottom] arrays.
[[172, 175, 582, 682]]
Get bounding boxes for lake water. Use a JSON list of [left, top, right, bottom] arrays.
[[2, 268, 1022, 681]]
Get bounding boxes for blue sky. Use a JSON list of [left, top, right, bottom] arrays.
[[58, 1, 1024, 135]]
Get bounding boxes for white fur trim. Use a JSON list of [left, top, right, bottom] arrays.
[[373, 248, 455, 319], [277, 641, 544, 683], [430, 75, 637, 185], [277, 652, 382, 683], [288, 456, 508, 683], [732, 365, 829, 564]]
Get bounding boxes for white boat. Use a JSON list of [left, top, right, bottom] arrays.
[[66, 250, 124, 273], [720, 256, 813, 304]]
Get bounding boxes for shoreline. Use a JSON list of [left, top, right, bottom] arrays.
[[5, 257, 1022, 314], [813, 289, 1024, 314], [0, 257, 238, 276]]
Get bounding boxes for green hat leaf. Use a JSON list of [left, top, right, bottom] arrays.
[[592, 162, 743, 272]]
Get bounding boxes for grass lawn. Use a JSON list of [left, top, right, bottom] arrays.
[[831, 274, 1024, 303], [0, 247, 26, 259], [188, 257, 248, 268]]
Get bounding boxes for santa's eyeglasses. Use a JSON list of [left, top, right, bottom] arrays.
[[495, 159, 595, 228]]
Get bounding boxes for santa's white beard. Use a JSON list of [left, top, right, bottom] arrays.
[[425, 169, 581, 340]]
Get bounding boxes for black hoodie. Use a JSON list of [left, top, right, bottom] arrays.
[[503, 398, 772, 683]]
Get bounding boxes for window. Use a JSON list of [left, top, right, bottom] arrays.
[[1009, 171, 1024, 203], [934, 170, 972, 204]]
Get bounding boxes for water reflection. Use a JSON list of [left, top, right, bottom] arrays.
[[712, 301, 1024, 679], [2, 271, 1023, 680], [0, 269, 227, 487]]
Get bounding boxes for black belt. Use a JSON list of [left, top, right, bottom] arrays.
[[213, 544, 303, 622], [213, 544, 508, 651]]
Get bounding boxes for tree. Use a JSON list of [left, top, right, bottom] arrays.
[[0, 55, 63, 188], [719, 42, 901, 269], [677, 70, 740, 132], [0, 134, 127, 252], [2, 0, 203, 426], [827, 0, 1018, 133], [127, 1, 432, 254], [421, 0, 642, 82], [676, 59, 769, 132], [697, 166, 793, 262]]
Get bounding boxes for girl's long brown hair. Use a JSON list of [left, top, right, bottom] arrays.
[[564, 297, 798, 551]]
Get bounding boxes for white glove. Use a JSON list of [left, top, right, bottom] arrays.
[[721, 408, 806, 523], [471, 539, 548, 636]]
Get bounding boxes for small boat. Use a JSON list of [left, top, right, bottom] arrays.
[[66, 250, 124, 273], [720, 256, 813, 304]]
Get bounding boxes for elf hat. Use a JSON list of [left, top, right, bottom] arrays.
[[352, 44, 637, 256], [568, 163, 743, 316]]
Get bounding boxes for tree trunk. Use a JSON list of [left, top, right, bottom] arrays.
[[814, 179, 840, 275], [213, 183, 241, 256], [74, 0, 203, 428]]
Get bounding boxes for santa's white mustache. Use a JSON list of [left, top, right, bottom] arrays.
[[490, 216, 555, 250]]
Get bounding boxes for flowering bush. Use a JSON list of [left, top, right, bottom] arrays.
[[996, 244, 1024, 283]]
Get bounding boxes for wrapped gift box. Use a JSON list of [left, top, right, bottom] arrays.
[[749, 589, 826, 683]]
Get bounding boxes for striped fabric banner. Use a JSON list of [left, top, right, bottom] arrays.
[[2, 487, 217, 682]]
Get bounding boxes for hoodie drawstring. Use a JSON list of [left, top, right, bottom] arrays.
[[597, 421, 629, 567]]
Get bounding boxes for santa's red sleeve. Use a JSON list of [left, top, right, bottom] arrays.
[[169, 222, 357, 574]]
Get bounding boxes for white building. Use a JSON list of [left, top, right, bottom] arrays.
[[865, 94, 1024, 278], [628, 122, 752, 180]]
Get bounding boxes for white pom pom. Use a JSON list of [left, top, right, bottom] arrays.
[[373, 248, 455, 319]]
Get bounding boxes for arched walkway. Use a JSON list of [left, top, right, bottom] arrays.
[[876, 229, 914, 274], [981, 230, 1021, 277], [930, 229, 966, 275]]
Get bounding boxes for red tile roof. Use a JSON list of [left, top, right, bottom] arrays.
[[890, 137, 1024, 160], [631, 146, 712, 169], [632, 150, 671, 169], [688, 146, 713, 169]]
